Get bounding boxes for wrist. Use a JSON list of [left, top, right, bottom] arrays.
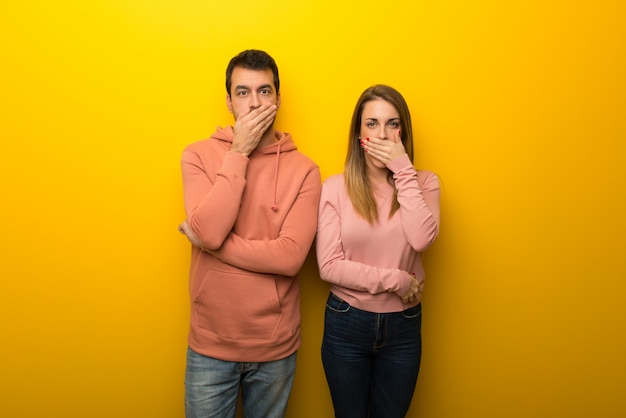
[[229, 144, 251, 156]]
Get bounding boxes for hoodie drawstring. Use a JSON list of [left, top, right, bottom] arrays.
[[271, 143, 281, 211]]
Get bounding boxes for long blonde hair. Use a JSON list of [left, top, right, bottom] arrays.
[[344, 85, 415, 224]]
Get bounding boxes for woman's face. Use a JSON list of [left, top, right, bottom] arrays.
[[359, 99, 401, 169]]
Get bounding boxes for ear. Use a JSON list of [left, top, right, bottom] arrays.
[[276, 91, 281, 110], [226, 93, 233, 113]]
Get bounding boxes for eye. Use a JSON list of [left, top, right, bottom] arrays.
[[366, 121, 377, 128], [389, 120, 400, 128], [260, 88, 271, 95], [236, 90, 248, 97]]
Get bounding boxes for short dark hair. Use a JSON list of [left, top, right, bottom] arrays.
[[225, 49, 280, 96]]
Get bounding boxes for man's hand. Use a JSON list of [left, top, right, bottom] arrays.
[[178, 220, 204, 249], [230, 104, 277, 156]]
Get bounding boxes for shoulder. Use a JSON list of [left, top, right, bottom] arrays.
[[323, 173, 345, 189], [274, 133, 318, 170], [320, 174, 347, 201], [319, 174, 347, 210], [183, 137, 223, 153], [284, 149, 319, 171], [182, 138, 228, 164], [416, 169, 437, 180], [276, 152, 321, 188], [416, 170, 440, 190]]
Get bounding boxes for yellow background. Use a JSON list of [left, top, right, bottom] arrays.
[[1, 1, 625, 417]]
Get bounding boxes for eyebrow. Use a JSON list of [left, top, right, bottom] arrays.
[[365, 117, 400, 122], [234, 84, 274, 91]]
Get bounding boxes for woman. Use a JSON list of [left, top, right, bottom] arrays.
[[316, 85, 440, 418]]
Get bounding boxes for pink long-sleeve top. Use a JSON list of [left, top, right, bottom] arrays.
[[316, 154, 440, 313]]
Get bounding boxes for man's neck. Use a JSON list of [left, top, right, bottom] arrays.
[[257, 128, 277, 149]]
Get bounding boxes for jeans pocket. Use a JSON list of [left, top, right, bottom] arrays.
[[401, 303, 422, 319], [325, 292, 350, 313]]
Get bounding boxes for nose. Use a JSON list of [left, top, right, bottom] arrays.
[[378, 125, 389, 140], [249, 92, 262, 110]]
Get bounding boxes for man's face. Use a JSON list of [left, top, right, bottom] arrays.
[[227, 67, 280, 120]]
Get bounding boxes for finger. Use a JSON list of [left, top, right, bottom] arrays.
[[254, 113, 276, 135], [363, 138, 387, 156], [249, 104, 277, 123], [368, 137, 387, 146], [364, 137, 387, 151], [235, 104, 272, 125], [259, 106, 277, 124], [234, 105, 254, 122], [234, 106, 276, 141], [246, 108, 277, 135]]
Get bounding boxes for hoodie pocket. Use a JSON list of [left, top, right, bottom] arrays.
[[192, 268, 282, 341]]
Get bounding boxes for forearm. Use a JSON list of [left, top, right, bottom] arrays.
[[209, 167, 321, 276], [390, 158, 440, 251], [182, 150, 248, 249], [318, 256, 411, 297], [210, 232, 313, 277]]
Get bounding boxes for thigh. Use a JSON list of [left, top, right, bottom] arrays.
[[371, 304, 422, 418], [241, 352, 297, 418], [185, 347, 239, 418], [321, 293, 374, 418]]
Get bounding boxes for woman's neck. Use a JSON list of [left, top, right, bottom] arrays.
[[367, 166, 389, 186]]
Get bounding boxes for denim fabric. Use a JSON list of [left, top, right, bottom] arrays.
[[321, 292, 422, 418], [185, 348, 296, 418]]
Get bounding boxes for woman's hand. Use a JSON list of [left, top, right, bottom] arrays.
[[401, 273, 422, 304], [361, 129, 406, 165]]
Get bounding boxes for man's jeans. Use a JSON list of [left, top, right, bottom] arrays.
[[321, 292, 422, 418], [185, 348, 296, 418]]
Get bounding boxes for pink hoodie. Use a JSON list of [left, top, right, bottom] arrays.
[[182, 126, 321, 362]]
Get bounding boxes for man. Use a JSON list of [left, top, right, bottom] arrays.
[[178, 49, 321, 418]]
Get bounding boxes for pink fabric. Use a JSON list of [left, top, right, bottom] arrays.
[[182, 126, 321, 362], [316, 154, 440, 313]]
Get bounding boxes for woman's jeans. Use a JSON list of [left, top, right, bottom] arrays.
[[185, 348, 296, 418], [322, 292, 422, 418]]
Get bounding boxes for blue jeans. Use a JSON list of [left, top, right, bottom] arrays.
[[185, 348, 296, 418], [321, 292, 422, 418]]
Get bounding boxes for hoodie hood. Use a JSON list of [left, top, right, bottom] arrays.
[[211, 126, 297, 154], [211, 126, 297, 211]]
